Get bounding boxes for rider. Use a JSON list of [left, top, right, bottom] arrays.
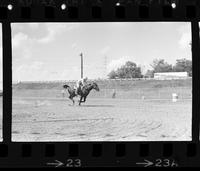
[[75, 77, 88, 95]]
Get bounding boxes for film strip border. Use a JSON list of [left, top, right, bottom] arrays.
[[0, 142, 199, 167], [0, 0, 200, 21], [1, 0, 200, 167]]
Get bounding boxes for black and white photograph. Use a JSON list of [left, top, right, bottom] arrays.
[[12, 22, 192, 141], [0, 24, 2, 141]]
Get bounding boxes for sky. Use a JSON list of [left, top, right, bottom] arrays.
[[9, 22, 192, 82]]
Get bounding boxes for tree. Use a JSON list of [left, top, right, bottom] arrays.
[[144, 70, 154, 78], [108, 61, 142, 79], [151, 59, 173, 73], [173, 58, 192, 76], [108, 70, 117, 79]]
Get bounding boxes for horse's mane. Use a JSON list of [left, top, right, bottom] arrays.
[[86, 82, 97, 86], [83, 82, 97, 89], [84, 83, 92, 88]]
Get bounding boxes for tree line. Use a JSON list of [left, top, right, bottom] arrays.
[[108, 58, 192, 79]]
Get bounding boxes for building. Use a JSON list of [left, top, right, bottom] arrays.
[[154, 72, 188, 80]]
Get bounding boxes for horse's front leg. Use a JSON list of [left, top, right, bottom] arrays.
[[79, 96, 86, 103], [82, 96, 87, 103], [79, 96, 83, 106]]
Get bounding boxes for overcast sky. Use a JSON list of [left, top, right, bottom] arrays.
[[0, 22, 193, 82]]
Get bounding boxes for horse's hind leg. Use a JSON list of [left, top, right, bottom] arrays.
[[69, 96, 75, 106]]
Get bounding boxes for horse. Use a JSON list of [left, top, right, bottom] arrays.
[[63, 82, 100, 106]]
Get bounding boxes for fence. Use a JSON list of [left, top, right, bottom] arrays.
[[12, 77, 192, 84], [88, 87, 192, 100], [13, 87, 192, 101]]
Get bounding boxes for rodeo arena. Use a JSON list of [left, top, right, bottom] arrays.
[[11, 57, 192, 141]]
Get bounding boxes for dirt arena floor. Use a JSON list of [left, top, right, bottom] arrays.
[[12, 97, 192, 141]]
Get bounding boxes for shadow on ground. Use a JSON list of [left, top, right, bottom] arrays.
[[80, 104, 114, 108]]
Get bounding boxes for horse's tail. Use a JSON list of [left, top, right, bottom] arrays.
[[63, 84, 70, 89]]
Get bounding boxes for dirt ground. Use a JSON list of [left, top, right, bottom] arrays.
[[12, 97, 192, 141]]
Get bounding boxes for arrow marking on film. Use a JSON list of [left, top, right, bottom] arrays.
[[136, 159, 154, 167], [47, 160, 64, 168]]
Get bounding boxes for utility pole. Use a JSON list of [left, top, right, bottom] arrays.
[[80, 53, 83, 79], [104, 56, 108, 78]]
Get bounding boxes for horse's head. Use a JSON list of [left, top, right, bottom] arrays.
[[92, 82, 100, 91], [63, 84, 69, 89]]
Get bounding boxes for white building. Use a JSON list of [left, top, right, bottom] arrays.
[[154, 72, 188, 80]]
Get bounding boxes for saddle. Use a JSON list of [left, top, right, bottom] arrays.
[[75, 84, 88, 95]]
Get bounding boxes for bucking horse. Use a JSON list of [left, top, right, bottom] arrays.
[[63, 82, 100, 106]]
